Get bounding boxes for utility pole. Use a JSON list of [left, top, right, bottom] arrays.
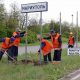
[[72, 14, 73, 28], [60, 12, 61, 35], [40, 12, 42, 64], [76, 11, 78, 48]]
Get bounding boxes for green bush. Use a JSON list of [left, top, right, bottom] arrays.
[[21, 30, 37, 44], [0, 29, 7, 38], [6, 30, 13, 37]]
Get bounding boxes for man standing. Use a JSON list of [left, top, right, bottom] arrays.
[[44, 29, 62, 64], [37, 35, 53, 63], [68, 32, 75, 48], [8, 37, 15, 63], [12, 28, 27, 61]]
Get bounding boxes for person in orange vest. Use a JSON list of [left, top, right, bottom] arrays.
[[0, 37, 15, 61], [12, 28, 27, 61], [68, 32, 75, 48], [44, 29, 62, 64], [8, 37, 15, 63], [37, 35, 53, 63]]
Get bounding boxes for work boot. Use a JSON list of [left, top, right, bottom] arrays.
[[52, 61, 56, 64], [56, 61, 61, 64], [52, 61, 61, 64]]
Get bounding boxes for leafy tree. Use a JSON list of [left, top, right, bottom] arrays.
[[53, 21, 60, 33], [49, 20, 54, 30], [28, 19, 40, 33], [42, 23, 50, 33], [6, 3, 20, 31], [0, 4, 7, 37], [62, 21, 70, 38]]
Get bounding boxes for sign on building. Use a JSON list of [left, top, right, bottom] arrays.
[[21, 2, 48, 13], [67, 48, 80, 55]]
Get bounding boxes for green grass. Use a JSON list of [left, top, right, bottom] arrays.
[[1, 49, 80, 80], [28, 41, 40, 46]]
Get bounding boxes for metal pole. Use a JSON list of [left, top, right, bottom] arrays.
[[76, 11, 78, 48], [60, 12, 61, 35], [40, 12, 42, 64], [72, 14, 73, 28], [25, 13, 28, 60]]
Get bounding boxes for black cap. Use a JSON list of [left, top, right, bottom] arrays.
[[10, 37, 15, 42], [50, 29, 56, 34]]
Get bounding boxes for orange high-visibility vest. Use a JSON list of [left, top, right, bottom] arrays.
[[1, 37, 10, 49], [51, 33, 60, 48], [13, 32, 20, 46], [41, 39, 53, 56], [68, 36, 74, 45]]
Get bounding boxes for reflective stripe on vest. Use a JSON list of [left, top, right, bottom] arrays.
[[51, 33, 60, 48], [41, 39, 53, 56], [13, 32, 20, 46], [1, 37, 10, 49]]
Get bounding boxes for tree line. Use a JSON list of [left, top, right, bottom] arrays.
[[0, 3, 80, 43]]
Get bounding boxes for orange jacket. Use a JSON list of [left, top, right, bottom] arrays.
[[51, 33, 61, 49], [41, 39, 53, 56], [13, 32, 20, 46], [1, 37, 10, 49], [68, 36, 75, 45]]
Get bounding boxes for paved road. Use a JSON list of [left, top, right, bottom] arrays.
[[59, 69, 80, 80], [18, 44, 67, 55], [18, 46, 40, 54]]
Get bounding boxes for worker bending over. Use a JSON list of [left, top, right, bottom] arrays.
[[0, 37, 15, 62], [37, 35, 53, 63]]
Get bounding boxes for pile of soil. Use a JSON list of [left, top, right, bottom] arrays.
[[33, 60, 48, 66], [16, 59, 48, 66], [20, 59, 34, 64]]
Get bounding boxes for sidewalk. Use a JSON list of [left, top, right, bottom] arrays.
[[18, 44, 67, 55]]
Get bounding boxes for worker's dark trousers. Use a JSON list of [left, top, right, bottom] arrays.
[[53, 50, 62, 61], [68, 45, 74, 48], [8, 47, 14, 61], [13, 46, 18, 61], [43, 52, 52, 63], [0, 51, 4, 61]]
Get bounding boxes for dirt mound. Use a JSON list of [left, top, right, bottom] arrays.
[[33, 60, 48, 66], [14, 59, 48, 66], [20, 59, 34, 64]]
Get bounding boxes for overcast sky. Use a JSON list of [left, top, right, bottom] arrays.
[[3, 0, 80, 25]]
